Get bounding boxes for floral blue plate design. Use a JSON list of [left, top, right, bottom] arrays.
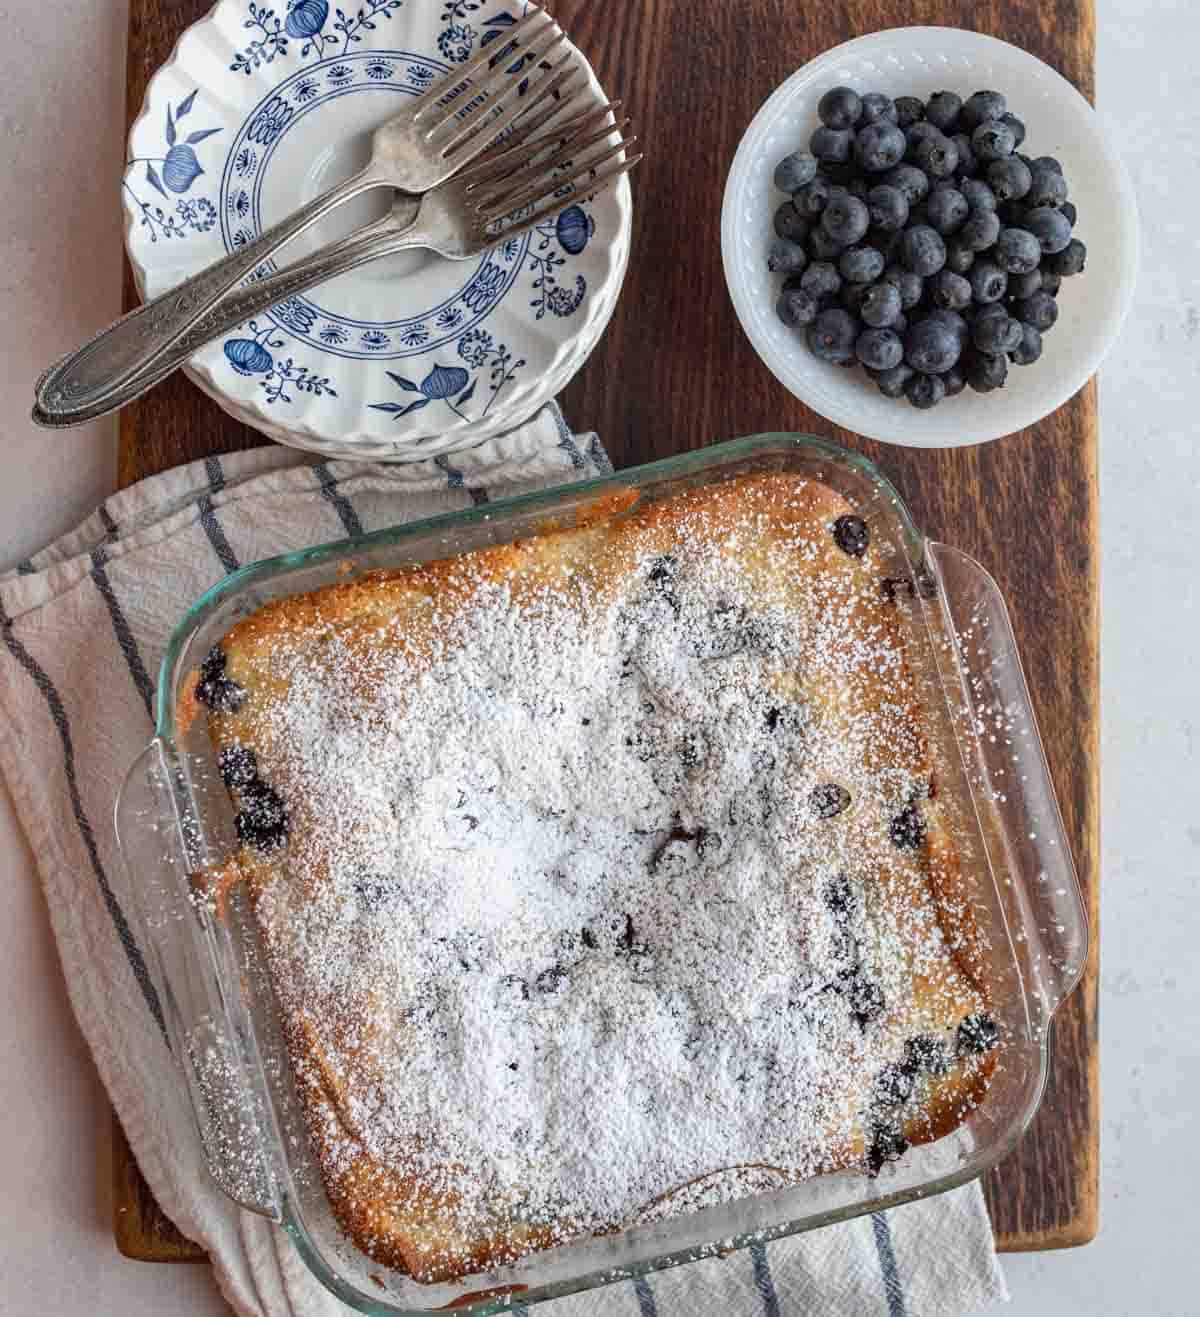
[[124, 0, 632, 460]]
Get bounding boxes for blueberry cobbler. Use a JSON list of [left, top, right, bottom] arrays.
[[186, 473, 1000, 1282]]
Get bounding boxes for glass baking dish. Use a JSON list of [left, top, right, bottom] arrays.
[[115, 433, 1086, 1315]]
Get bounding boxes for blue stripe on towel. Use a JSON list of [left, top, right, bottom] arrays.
[[435, 454, 488, 505], [90, 546, 155, 721], [0, 599, 167, 1043], [198, 456, 239, 573], [750, 1242, 782, 1317], [313, 462, 365, 538], [872, 1213, 908, 1317], [634, 1275, 659, 1317]]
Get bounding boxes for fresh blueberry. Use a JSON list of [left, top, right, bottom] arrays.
[[839, 281, 872, 316], [987, 155, 1032, 202], [942, 363, 966, 396], [808, 225, 846, 261], [905, 316, 961, 373], [821, 193, 871, 245], [776, 287, 820, 328], [904, 1034, 953, 1076], [972, 118, 1016, 162], [959, 178, 997, 213], [945, 239, 975, 275], [894, 96, 925, 129], [890, 311, 908, 335], [905, 372, 947, 409], [811, 125, 854, 164], [1025, 163, 1069, 209], [845, 176, 870, 200], [1024, 206, 1073, 255], [1008, 320, 1043, 365], [218, 743, 258, 790], [767, 237, 808, 274], [1032, 155, 1064, 174], [859, 91, 897, 124], [929, 269, 972, 310], [807, 308, 859, 364], [924, 90, 962, 133], [996, 199, 1030, 227], [874, 362, 915, 398], [1040, 268, 1062, 295], [861, 281, 903, 328], [994, 227, 1041, 274], [818, 85, 862, 130], [964, 347, 1009, 392], [883, 163, 931, 205], [868, 226, 903, 265], [874, 1062, 915, 1106], [801, 261, 842, 299], [912, 132, 959, 178], [1060, 200, 1078, 227], [899, 225, 946, 277], [773, 201, 811, 243], [235, 780, 289, 851], [1013, 289, 1060, 331], [999, 112, 1026, 148], [832, 513, 870, 557], [957, 1012, 1000, 1055], [969, 259, 1008, 303], [854, 121, 907, 172], [773, 150, 819, 194], [926, 307, 970, 343], [1045, 237, 1086, 276], [925, 186, 969, 235], [960, 208, 1001, 252], [839, 244, 885, 284], [793, 176, 832, 217], [889, 802, 926, 848], [904, 119, 945, 154], [1007, 267, 1043, 300], [820, 160, 859, 187], [866, 183, 910, 233], [856, 327, 904, 371], [959, 89, 1007, 133], [949, 132, 977, 179], [972, 306, 1022, 354], [813, 784, 853, 820], [881, 265, 925, 309]]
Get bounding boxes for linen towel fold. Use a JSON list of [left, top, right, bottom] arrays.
[[0, 403, 1006, 1317]]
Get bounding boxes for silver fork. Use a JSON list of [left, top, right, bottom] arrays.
[[33, 4, 582, 422], [32, 107, 640, 427]]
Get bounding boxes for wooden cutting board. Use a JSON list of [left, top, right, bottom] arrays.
[[114, 0, 1099, 1263]]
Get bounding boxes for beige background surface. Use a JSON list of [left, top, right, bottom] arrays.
[[0, 2, 1196, 1314]]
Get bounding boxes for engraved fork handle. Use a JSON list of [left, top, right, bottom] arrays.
[[32, 166, 391, 426], [30, 198, 428, 429]]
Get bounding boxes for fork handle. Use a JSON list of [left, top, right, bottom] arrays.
[[32, 166, 390, 427], [31, 200, 427, 429]]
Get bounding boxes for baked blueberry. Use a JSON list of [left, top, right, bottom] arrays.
[[859, 91, 898, 124], [873, 362, 915, 398], [1024, 206, 1072, 255], [773, 150, 819, 193], [807, 308, 859, 364], [793, 176, 832, 217], [959, 89, 1007, 133], [777, 287, 820, 328], [813, 783, 853, 820], [235, 781, 289, 851], [904, 372, 946, 409], [768, 237, 808, 274], [801, 261, 842, 299], [929, 269, 972, 311], [957, 1012, 1000, 1055], [924, 90, 962, 133], [353, 869, 399, 914], [889, 802, 926, 850], [195, 646, 247, 714], [832, 513, 870, 557], [893, 96, 925, 129], [987, 155, 1032, 202], [861, 281, 903, 328], [1008, 320, 1043, 366], [217, 743, 257, 790], [867, 183, 910, 232], [874, 1062, 915, 1106], [854, 121, 907, 172], [856, 327, 904, 371], [899, 225, 946, 277], [867, 1121, 910, 1174], [1012, 289, 1059, 331], [822, 193, 871, 245], [818, 85, 862, 130], [904, 1034, 953, 1076], [1045, 237, 1087, 277], [846, 974, 886, 1028]]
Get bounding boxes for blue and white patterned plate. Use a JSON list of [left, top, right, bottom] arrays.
[[123, 0, 632, 460]]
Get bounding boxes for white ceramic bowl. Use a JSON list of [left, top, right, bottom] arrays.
[[722, 27, 1139, 447]]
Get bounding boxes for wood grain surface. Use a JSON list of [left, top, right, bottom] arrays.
[[114, 0, 1099, 1263]]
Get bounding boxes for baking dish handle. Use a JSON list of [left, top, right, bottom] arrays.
[[923, 542, 1089, 1029], [115, 739, 283, 1221]]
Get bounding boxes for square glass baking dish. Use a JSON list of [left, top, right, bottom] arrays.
[[115, 433, 1087, 1315]]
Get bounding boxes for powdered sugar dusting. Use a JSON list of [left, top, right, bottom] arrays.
[[216, 476, 989, 1271]]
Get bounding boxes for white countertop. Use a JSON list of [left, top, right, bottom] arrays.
[[1, 2, 1195, 1314]]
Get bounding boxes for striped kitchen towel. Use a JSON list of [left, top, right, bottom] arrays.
[[0, 403, 1006, 1317]]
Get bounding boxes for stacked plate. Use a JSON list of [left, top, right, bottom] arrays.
[[125, 0, 632, 460]]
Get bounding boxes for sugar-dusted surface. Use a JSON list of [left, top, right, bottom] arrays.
[[202, 474, 994, 1281]]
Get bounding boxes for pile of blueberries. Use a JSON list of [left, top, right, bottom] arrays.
[[768, 86, 1086, 408]]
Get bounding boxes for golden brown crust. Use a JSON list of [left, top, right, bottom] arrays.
[[200, 472, 998, 1280]]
